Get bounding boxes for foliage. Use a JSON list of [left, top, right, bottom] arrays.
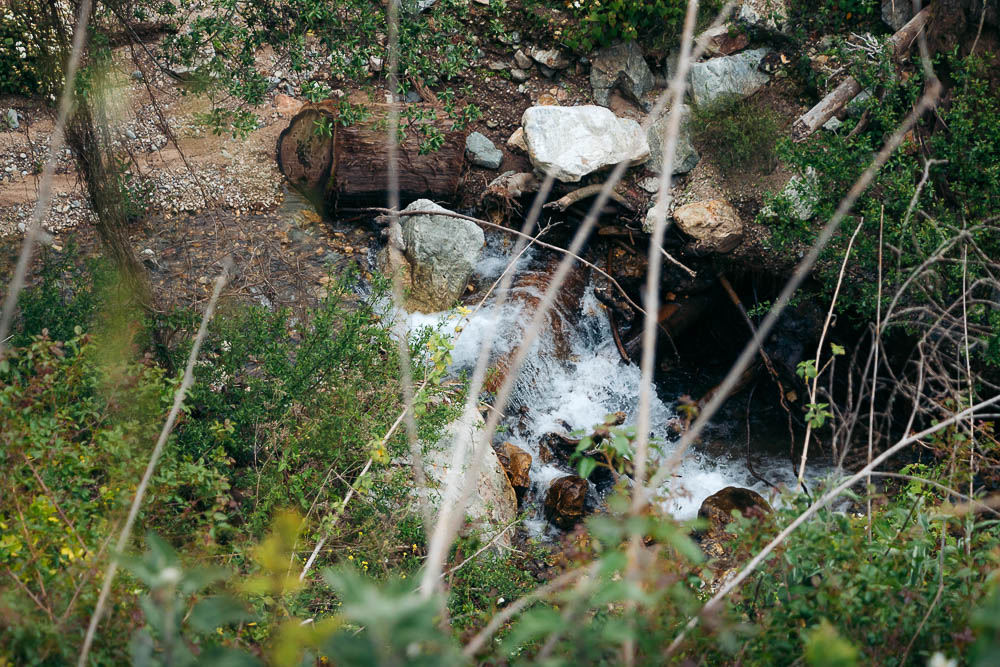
[[153, 0, 478, 138], [761, 50, 1000, 321], [721, 477, 1000, 666], [550, 0, 719, 52], [0, 330, 231, 663], [692, 94, 782, 173], [0, 0, 63, 97], [786, 0, 881, 36], [10, 243, 113, 348]]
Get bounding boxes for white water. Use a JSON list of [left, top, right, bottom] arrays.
[[408, 236, 820, 537]]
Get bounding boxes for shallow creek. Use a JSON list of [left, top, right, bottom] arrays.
[[406, 232, 824, 538]]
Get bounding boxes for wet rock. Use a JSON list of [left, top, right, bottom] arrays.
[[496, 442, 532, 502], [590, 41, 654, 107], [545, 475, 589, 529], [466, 132, 503, 169], [881, 0, 914, 30], [673, 199, 743, 253], [697, 23, 750, 57], [646, 104, 700, 176], [529, 46, 571, 70], [422, 409, 518, 547], [521, 105, 649, 183], [397, 199, 485, 312], [698, 486, 771, 529], [688, 48, 773, 106]]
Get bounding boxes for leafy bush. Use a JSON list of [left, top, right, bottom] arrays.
[[786, 0, 881, 36], [692, 94, 782, 173], [0, 1, 62, 97], [719, 473, 1000, 666], [0, 331, 232, 663], [762, 50, 1000, 321]]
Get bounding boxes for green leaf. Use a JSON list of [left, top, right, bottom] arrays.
[[189, 596, 257, 634], [578, 457, 597, 480], [831, 343, 845, 356]]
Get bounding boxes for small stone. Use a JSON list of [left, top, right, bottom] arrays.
[[696, 24, 750, 57], [488, 60, 509, 71], [506, 127, 528, 152], [510, 68, 530, 83], [369, 55, 384, 72], [5, 109, 18, 130], [822, 116, 842, 131], [639, 177, 660, 194], [125, 128, 137, 140], [544, 475, 589, 529], [131, 70, 144, 81], [465, 131, 503, 169], [514, 49, 532, 70], [528, 46, 570, 70], [18, 153, 26, 159]]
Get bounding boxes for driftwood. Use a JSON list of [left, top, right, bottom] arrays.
[[791, 7, 931, 142], [543, 184, 634, 212], [276, 101, 465, 211]]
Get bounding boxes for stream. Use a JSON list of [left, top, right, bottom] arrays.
[[407, 232, 821, 538]]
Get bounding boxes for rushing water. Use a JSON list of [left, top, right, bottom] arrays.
[[407, 233, 818, 537]]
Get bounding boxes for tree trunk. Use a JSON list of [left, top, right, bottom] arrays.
[[277, 102, 466, 212]]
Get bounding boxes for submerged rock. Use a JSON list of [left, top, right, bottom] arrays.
[[387, 199, 484, 312], [521, 105, 649, 183], [496, 442, 532, 502], [465, 132, 503, 169], [545, 475, 589, 529], [688, 48, 773, 106], [698, 486, 771, 529], [646, 104, 700, 176], [590, 41, 654, 107], [673, 199, 743, 253]]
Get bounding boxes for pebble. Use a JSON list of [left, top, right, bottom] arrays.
[[5, 109, 18, 129]]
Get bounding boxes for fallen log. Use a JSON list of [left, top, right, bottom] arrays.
[[276, 101, 465, 211], [790, 7, 931, 142]]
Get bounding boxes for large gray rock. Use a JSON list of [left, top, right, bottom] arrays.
[[646, 104, 700, 176], [465, 132, 503, 169], [881, 0, 914, 30], [521, 105, 650, 183], [673, 199, 743, 253], [761, 167, 819, 221], [590, 41, 654, 107], [421, 409, 518, 548], [4, 109, 18, 130], [689, 48, 773, 106], [396, 199, 484, 312]]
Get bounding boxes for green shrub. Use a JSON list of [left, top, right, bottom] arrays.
[[719, 473, 1000, 666], [692, 95, 782, 173], [762, 50, 1000, 321], [0, 1, 63, 97], [786, 0, 881, 36], [11, 242, 113, 348], [0, 331, 232, 663]]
